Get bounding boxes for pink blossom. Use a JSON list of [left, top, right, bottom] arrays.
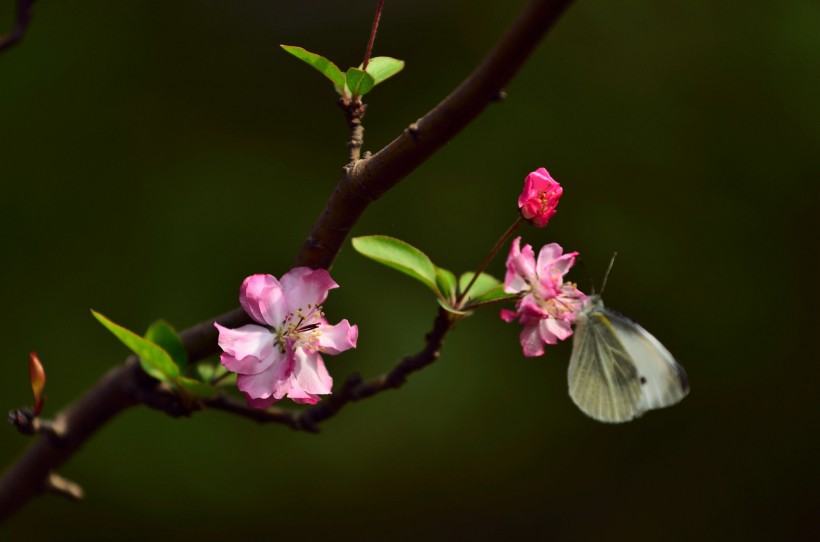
[[518, 167, 563, 227], [501, 237, 586, 357], [215, 268, 358, 407]]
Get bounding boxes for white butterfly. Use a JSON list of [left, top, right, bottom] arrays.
[[568, 294, 689, 423]]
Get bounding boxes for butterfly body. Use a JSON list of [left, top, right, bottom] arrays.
[[568, 295, 689, 423]]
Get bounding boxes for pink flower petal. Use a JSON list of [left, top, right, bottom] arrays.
[[318, 319, 358, 354], [536, 243, 562, 273], [284, 268, 339, 315], [244, 394, 277, 409], [518, 297, 548, 320], [278, 267, 314, 292], [237, 354, 289, 400], [504, 237, 536, 294], [500, 308, 519, 323], [215, 323, 277, 375], [240, 274, 287, 326], [539, 317, 572, 344], [291, 394, 322, 405], [292, 350, 333, 395], [520, 323, 546, 357], [272, 375, 316, 403]]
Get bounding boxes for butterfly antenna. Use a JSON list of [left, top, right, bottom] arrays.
[[600, 252, 618, 294]]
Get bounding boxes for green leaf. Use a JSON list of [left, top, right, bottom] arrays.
[[193, 362, 231, 385], [352, 235, 441, 297], [176, 376, 218, 400], [215, 372, 237, 388], [435, 267, 458, 302], [458, 272, 502, 301], [145, 320, 187, 368], [469, 284, 517, 305], [361, 57, 405, 85], [437, 297, 472, 316], [92, 310, 180, 382], [194, 362, 216, 383], [345, 68, 376, 96], [280, 45, 346, 93]]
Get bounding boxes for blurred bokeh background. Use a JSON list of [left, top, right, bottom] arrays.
[[1, 0, 817, 540]]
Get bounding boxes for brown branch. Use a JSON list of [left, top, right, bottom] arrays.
[[203, 395, 306, 430], [294, 0, 575, 269], [8, 410, 67, 441], [0, 0, 36, 53], [0, 0, 575, 521], [0, 361, 142, 521], [341, 99, 367, 164]]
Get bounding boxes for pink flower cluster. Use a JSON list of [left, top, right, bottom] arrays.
[[518, 167, 563, 228], [215, 268, 358, 408], [501, 237, 587, 357]]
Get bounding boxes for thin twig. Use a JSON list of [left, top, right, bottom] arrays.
[[206, 309, 452, 432], [0, 0, 37, 53], [361, 0, 385, 71], [303, 308, 450, 427], [456, 217, 523, 306], [203, 395, 304, 430]]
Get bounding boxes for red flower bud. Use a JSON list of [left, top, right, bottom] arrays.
[[518, 167, 563, 228]]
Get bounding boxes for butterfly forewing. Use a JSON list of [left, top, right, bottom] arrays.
[[568, 309, 644, 423]]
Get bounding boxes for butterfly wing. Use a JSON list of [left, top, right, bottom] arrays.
[[567, 309, 644, 423], [602, 308, 689, 411]]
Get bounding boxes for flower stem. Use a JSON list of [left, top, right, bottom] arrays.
[[361, 0, 385, 70], [211, 371, 231, 386], [456, 216, 523, 306]]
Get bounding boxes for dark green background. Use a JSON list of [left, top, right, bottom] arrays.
[[2, 1, 817, 540]]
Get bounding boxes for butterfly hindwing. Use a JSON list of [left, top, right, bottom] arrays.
[[602, 308, 689, 411]]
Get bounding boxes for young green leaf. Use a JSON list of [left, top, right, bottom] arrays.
[[361, 57, 405, 85], [280, 45, 346, 93], [437, 298, 472, 316], [468, 284, 517, 305], [435, 267, 458, 302], [92, 310, 180, 382], [176, 376, 218, 400], [352, 235, 441, 297], [145, 320, 187, 368], [215, 372, 237, 387], [458, 272, 502, 301], [193, 361, 232, 386], [194, 362, 216, 383], [345, 68, 376, 97]]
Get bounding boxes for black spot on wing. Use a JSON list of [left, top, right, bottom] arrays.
[[677, 364, 690, 392]]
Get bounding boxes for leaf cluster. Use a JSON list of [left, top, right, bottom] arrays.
[[92, 311, 233, 403], [281, 45, 404, 100], [351, 236, 516, 317]]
